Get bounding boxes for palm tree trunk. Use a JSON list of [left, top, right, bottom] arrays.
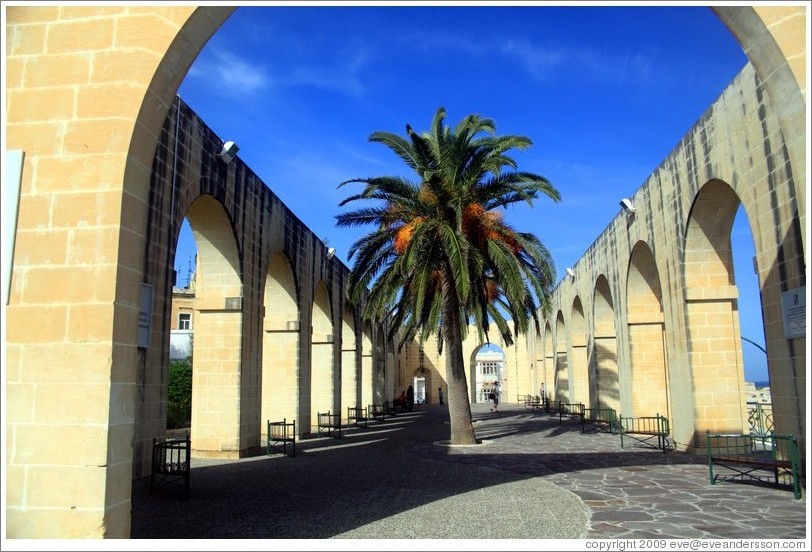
[[442, 291, 478, 445]]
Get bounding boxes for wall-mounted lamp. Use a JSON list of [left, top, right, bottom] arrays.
[[619, 198, 636, 214], [566, 267, 575, 279], [326, 247, 336, 260], [218, 140, 239, 163]]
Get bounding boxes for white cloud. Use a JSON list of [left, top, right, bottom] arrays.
[[187, 48, 269, 96]]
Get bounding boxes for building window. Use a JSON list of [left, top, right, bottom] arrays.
[[179, 313, 191, 330]]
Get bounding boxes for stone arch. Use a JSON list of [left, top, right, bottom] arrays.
[[592, 275, 620, 412], [467, 342, 507, 404], [361, 323, 374, 406], [374, 328, 387, 403], [570, 297, 589, 405], [543, 322, 554, 404], [310, 281, 334, 432], [684, 180, 748, 434], [262, 252, 300, 435], [182, 195, 244, 455], [340, 302, 359, 411], [712, 6, 807, 241], [554, 310, 569, 403], [534, 326, 545, 397], [626, 241, 669, 418]]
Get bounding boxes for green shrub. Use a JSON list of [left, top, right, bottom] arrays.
[[167, 359, 192, 429]]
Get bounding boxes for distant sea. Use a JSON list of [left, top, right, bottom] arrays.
[[752, 380, 770, 389]]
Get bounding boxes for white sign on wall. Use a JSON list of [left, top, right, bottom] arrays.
[[780, 286, 806, 339], [137, 283, 153, 348]]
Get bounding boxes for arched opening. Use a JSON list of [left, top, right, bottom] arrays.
[[731, 205, 771, 433], [340, 303, 359, 412], [592, 275, 620, 412], [310, 281, 334, 432], [626, 241, 669, 418], [361, 324, 374, 407], [468, 343, 506, 404], [570, 297, 589, 406], [543, 323, 554, 405], [262, 252, 300, 435], [554, 311, 569, 403], [684, 179, 749, 434], [184, 195, 244, 454]]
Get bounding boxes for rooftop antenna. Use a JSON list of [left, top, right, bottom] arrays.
[[187, 254, 193, 288]]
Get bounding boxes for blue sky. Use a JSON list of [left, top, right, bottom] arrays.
[[175, 3, 769, 382]]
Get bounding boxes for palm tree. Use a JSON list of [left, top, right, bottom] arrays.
[[336, 107, 560, 445]]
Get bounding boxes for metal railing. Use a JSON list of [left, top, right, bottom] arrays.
[[747, 401, 773, 439]]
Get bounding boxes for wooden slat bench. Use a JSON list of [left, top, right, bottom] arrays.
[[558, 401, 585, 424], [581, 407, 618, 434], [317, 411, 342, 438], [267, 418, 296, 458], [619, 414, 670, 453], [705, 430, 801, 499], [151, 432, 190, 499], [368, 403, 386, 422], [347, 406, 368, 428]]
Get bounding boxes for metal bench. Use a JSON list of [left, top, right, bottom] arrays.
[[317, 411, 342, 438], [347, 406, 368, 428], [267, 418, 296, 457], [558, 401, 585, 424], [151, 432, 190, 499], [581, 407, 618, 434], [619, 414, 670, 453], [705, 430, 801, 499], [527, 395, 545, 413], [368, 403, 386, 422]]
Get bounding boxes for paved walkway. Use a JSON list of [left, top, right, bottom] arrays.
[[130, 403, 808, 543]]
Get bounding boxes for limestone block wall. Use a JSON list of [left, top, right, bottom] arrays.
[[136, 96, 382, 464], [541, 62, 806, 460], [4, 5, 226, 538]]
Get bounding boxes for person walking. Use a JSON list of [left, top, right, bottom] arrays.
[[489, 382, 500, 413], [438, 387, 444, 405], [406, 385, 415, 412]]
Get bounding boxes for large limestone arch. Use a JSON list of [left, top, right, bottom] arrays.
[[592, 275, 620, 413], [340, 302, 359, 411], [310, 281, 334, 432], [554, 310, 569, 402], [185, 196, 244, 454], [626, 241, 669, 419], [542, 321, 554, 403], [4, 5, 805, 538], [262, 252, 300, 436], [570, 297, 589, 405], [684, 180, 749, 436]]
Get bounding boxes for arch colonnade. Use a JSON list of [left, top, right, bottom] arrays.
[[4, 5, 806, 538]]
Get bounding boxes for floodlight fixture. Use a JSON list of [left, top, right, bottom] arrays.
[[566, 267, 575, 279], [219, 140, 239, 163], [619, 198, 636, 213], [326, 247, 336, 260]]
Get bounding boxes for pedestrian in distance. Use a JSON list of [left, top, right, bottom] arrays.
[[489, 382, 500, 412], [438, 387, 444, 405], [407, 385, 415, 412]]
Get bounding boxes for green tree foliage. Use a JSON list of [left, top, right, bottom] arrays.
[[336, 106, 560, 444], [167, 359, 192, 429]]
